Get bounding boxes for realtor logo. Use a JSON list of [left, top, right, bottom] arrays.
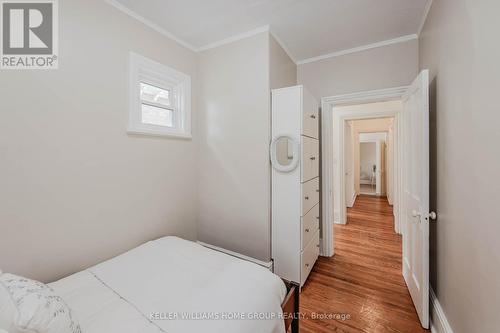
[[1, 0, 58, 69]]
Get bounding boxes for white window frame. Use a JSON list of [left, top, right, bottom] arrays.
[[128, 52, 191, 139]]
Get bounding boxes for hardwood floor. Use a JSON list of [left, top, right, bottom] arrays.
[[300, 195, 429, 333]]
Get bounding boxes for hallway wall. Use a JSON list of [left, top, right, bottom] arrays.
[[419, 0, 500, 331]]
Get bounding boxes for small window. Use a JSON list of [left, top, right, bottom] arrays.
[[140, 83, 173, 127], [128, 53, 191, 138]]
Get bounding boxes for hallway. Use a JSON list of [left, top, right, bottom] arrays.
[[300, 195, 429, 333]]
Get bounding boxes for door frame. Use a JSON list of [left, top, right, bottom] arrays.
[[320, 86, 408, 257]]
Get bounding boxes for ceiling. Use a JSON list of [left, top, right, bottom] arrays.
[[109, 0, 431, 62]]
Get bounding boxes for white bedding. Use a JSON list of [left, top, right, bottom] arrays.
[[50, 237, 287, 333]]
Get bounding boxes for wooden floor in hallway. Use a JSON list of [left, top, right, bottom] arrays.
[[299, 195, 429, 333]]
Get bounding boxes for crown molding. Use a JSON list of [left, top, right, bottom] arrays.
[[197, 25, 270, 52], [105, 0, 198, 52], [106, 0, 270, 53], [106, 0, 422, 66], [297, 34, 418, 65], [418, 0, 434, 36]]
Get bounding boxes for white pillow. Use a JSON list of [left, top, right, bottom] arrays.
[[0, 273, 81, 333]]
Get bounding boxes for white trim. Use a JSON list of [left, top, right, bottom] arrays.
[[323, 86, 409, 105], [105, 0, 198, 52], [106, 0, 268, 53], [321, 102, 335, 257], [430, 288, 454, 333], [418, 0, 434, 37], [105, 0, 422, 65], [126, 129, 192, 139], [297, 34, 418, 65], [347, 192, 357, 208], [321, 86, 408, 256], [269, 29, 297, 64], [197, 25, 270, 51], [106, 0, 269, 52], [197, 241, 273, 270]]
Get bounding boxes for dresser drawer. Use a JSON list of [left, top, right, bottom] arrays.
[[301, 230, 320, 286], [301, 136, 319, 182], [302, 177, 319, 216], [310, 138, 319, 179], [302, 204, 320, 250], [302, 95, 319, 139]]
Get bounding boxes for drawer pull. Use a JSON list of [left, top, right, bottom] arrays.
[[305, 263, 309, 268], [305, 196, 309, 200], [310, 156, 316, 160], [316, 216, 320, 220], [316, 244, 320, 248], [310, 115, 316, 119], [316, 189, 320, 193], [305, 228, 310, 233]]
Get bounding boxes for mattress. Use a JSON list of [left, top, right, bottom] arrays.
[[50, 237, 287, 333]]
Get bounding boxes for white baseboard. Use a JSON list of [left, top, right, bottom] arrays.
[[430, 287, 454, 333], [347, 192, 357, 208], [196, 241, 273, 270]]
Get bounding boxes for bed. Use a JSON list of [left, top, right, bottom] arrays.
[[48, 236, 299, 333]]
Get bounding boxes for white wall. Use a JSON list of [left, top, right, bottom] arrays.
[[420, 1, 500, 331], [269, 35, 297, 89], [197, 32, 297, 262], [298, 39, 419, 100], [0, 0, 198, 282]]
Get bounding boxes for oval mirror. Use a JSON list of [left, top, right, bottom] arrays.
[[270, 135, 300, 173]]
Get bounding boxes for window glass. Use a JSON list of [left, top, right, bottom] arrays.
[[140, 82, 171, 107], [141, 104, 173, 127]]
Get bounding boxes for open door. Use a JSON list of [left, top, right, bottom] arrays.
[[375, 140, 384, 196], [401, 70, 430, 328]]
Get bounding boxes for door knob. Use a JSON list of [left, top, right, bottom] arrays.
[[429, 211, 437, 220]]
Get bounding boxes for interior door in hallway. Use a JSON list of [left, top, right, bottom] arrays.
[[401, 69, 430, 329]]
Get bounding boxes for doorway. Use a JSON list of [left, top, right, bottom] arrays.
[[319, 71, 431, 329], [320, 87, 408, 257], [345, 119, 395, 204], [359, 141, 377, 195]]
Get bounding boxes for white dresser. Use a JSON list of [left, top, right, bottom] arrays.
[[271, 85, 320, 287]]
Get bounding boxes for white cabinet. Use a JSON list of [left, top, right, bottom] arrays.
[[271, 85, 320, 287]]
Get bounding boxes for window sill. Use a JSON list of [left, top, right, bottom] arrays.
[[127, 128, 192, 140]]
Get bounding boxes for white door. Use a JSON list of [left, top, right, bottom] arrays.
[[401, 70, 430, 328], [375, 141, 382, 195]]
